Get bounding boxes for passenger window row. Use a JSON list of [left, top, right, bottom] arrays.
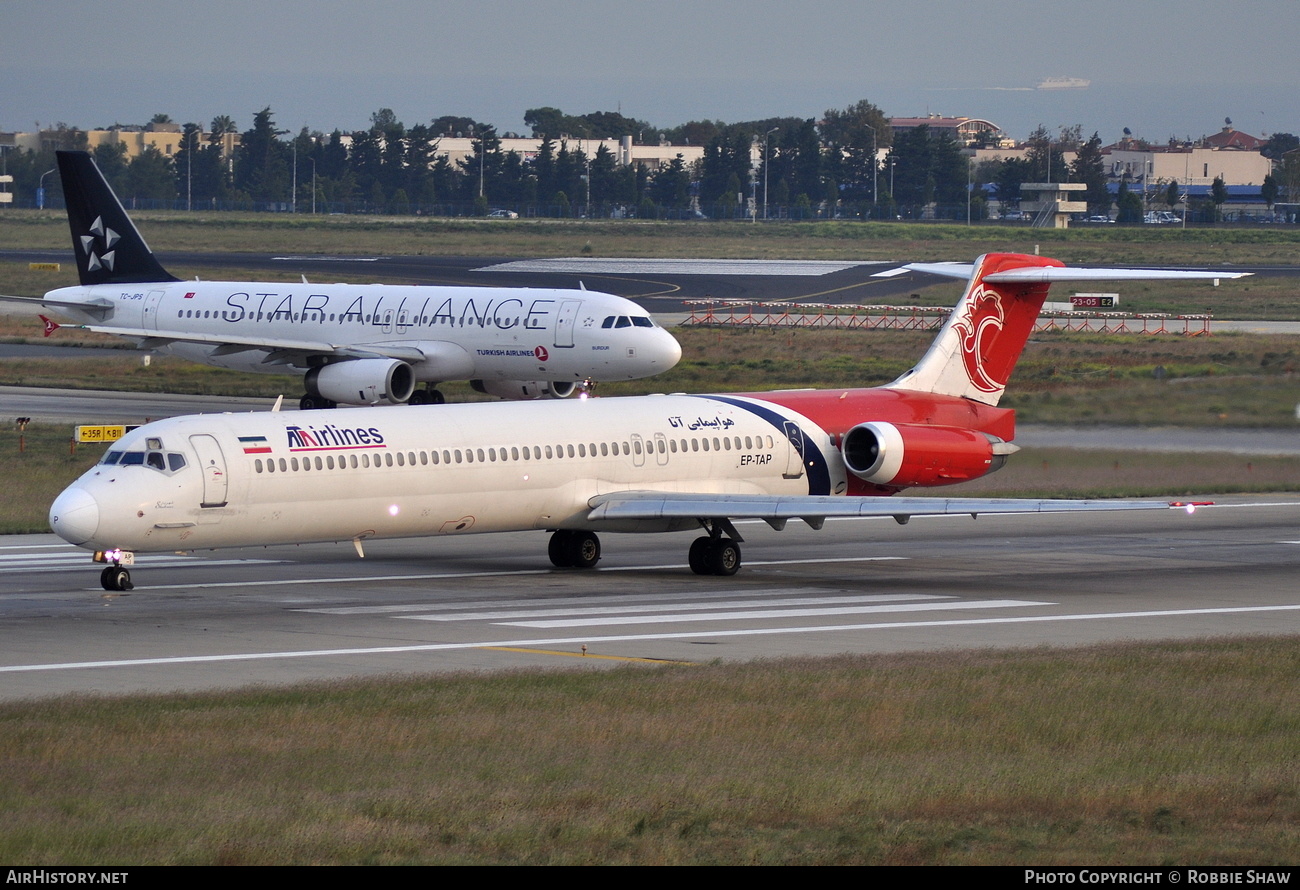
[[252, 434, 775, 474]]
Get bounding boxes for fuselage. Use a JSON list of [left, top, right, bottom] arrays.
[[43, 280, 681, 384], [49, 387, 1014, 554]]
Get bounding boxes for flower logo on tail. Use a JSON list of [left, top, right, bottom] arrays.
[[951, 284, 1006, 394]]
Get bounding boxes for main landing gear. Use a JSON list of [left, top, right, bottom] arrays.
[[688, 536, 741, 576], [100, 565, 133, 591], [298, 386, 445, 410], [299, 394, 337, 410], [408, 386, 446, 406], [548, 530, 602, 568], [546, 527, 743, 576]]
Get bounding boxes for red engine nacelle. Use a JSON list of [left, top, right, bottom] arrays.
[[840, 421, 1016, 489]]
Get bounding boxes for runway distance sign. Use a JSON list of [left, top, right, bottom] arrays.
[[1071, 293, 1119, 309]]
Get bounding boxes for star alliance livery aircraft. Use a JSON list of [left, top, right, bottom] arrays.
[[50, 252, 1246, 591], [34, 151, 681, 408]]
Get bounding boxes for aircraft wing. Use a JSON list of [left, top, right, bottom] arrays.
[[587, 491, 1186, 527], [66, 323, 428, 363], [899, 263, 1250, 282]]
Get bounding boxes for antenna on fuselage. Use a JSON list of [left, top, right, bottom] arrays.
[[271, 395, 283, 413]]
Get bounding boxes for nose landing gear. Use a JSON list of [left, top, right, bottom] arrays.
[[100, 565, 133, 591]]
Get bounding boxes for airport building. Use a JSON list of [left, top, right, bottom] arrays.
[[888, 115, 1013, 147], [0, 121, 241, 162]]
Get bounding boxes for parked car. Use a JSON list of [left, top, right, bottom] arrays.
[[487, 208, 519, 219]]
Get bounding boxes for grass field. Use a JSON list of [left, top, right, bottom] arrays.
[[1, 637, 1296, 864], [6, 323, 1300, 420], [4, 209, 1300, 263]]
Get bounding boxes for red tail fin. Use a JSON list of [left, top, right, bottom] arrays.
[[39, 315, 61, 338], [886, 253, 1062, 406]]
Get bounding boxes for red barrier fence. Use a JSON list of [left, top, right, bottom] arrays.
[[681, 302, 1213, 336]]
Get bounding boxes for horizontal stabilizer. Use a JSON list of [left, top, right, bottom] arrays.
[[982, 267, 1251, 283], [6, 293, 115, 319], [903, 262, 1251, 283]]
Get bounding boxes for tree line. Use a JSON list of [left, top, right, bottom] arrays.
[[6, 105, 1295, 221]]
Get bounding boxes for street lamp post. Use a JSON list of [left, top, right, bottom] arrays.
[[763, 127, 778, 221], [864, 123, 877, 210], [37, 168, 55, 210]]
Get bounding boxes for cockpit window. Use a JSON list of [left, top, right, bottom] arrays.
[[615, 316, 632, 328], [601, 316, 615, 329], [100, 447, 188, 475], [631, 316, 654, 327]]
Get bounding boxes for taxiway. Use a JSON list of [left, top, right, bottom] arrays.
[[2, 499, 1298, 701]]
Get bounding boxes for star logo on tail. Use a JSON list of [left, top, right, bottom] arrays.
[[79, 216, 120, 273]]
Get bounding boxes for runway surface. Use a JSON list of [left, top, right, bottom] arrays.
[[3, 499, 1299, 701], [10, 248, 1296, 313]]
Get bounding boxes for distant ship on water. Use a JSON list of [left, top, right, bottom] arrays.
[[1036, 76, 1091, 90]]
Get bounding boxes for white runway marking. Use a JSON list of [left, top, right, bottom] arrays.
[[1, 552, 282, 572], [273, 256, 383, 262], [475, 258, 884, 276], [302, 588, 905, 616], [7, 604, 1300, 675], [127, 556, 908, 591], [400, 593, 952, 622], [493, 599, 1044, 628]]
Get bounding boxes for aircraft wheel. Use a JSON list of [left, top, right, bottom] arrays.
[[548, 530, 574, 567], [299, 395, 318, 411], [688, 537, 713, 575], [567, 531, 601, 569], [430, 389, 446, 405], [708, 539, 741, 576], [409, 390, 429, 406], [100, 566, 133, 592]]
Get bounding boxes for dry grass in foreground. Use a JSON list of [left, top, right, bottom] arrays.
[[1, 638, 1297, 864]]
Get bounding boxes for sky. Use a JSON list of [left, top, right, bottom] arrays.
[[3, 0, 1295, 144]]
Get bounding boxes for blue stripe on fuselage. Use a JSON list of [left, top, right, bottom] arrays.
[[700, 395, 832, 495]]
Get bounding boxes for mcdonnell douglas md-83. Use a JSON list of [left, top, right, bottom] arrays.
[[51, 252, 1247, 591], [26, 151, 680, 408]]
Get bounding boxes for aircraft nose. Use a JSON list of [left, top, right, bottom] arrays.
[[657, 329, 683, 369], [50, 486, 100, 546]]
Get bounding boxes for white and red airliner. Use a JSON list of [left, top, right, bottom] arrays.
[[50, 253, 1246, 590], [26, 151, 681, 408]]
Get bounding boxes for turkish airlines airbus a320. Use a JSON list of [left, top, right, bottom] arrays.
[[50, 252, 1246, 591], [27, 151, 681, 408]]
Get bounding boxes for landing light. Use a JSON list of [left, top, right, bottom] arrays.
[[388, 504, 400, 517]]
